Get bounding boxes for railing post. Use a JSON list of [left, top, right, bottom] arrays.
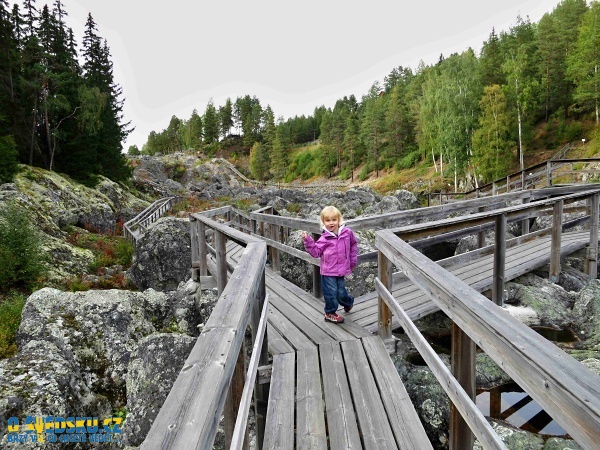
[[190, 218, 200, 281], [521, 196, 531, 236], [477, 206, 485, 248], [586, 193, 599, 278], [270, 223, 280, 273], [198, 221, 208, 277], [312, 232, 322, 298], [450, 322, 476, 450], [520, 170, 525, 190], [546, 161, 552, 187], [377, 250, 393, 343], [550, 200, 563, 283], [492, 214, 506, 306], [225, 341, 247, 449], [253, 270, 268, 448], [216, 230, 227, 295]]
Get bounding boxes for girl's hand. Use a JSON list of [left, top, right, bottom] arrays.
[[301, 231, 308, 239]]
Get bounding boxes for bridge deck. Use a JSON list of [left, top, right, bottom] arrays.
[[218, 229, 590, 449]]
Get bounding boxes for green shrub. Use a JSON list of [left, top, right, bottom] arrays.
[[0, 292, 26, 359], [395, 150, 421, 170], [0, 203, 46, 291]]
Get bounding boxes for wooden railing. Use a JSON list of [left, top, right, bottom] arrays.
[[142, 209, 269, 450], [375, 227, 600, 449], [142, 182, 600, 449], [123, 196, 179, 244], [428, 157, 600, 205]]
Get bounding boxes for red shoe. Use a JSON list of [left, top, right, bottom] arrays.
[[324, 312, 345, 324]]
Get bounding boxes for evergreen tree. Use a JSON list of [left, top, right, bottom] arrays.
[[0, 135, 19, 183], [567, 2, 600, 123], [219, 97, 233, 139], [77, 13, 131, 184], [202, 99, 219, 144], [249, 141, 269, 180]]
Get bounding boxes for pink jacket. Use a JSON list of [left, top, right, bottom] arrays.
[[303, 225, 358, 276]]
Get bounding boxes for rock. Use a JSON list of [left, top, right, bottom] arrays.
[[572, 279, 600, 346], [122, 333, 196, 446], [473, 422, 544, 449], [127, 217, 191, 291], [505, 274, 575, 329]]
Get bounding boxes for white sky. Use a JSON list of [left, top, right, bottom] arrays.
[[53, 0, 561, 149]]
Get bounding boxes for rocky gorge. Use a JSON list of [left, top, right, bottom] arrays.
[[1, 153, 599, 449]]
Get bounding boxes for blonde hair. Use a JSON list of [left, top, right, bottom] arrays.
[[320, 205, 344, 227]]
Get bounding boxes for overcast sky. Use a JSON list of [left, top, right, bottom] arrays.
[[55, 0, 561, 150]]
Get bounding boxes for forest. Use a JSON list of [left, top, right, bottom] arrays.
[[0, 0, 131, 186], [2, 1, 600, 191], [138, 0, 600, 190]]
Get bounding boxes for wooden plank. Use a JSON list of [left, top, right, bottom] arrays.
[[263, 353, 295, 450], [340, 339, 398, 449], [318, 342, 362, 450], [265, 270, 371, 341], [267, 304, 317, 351], [361, 336, 434, 449], [296, 348, 327, 450], [267, 324, 294, 355]]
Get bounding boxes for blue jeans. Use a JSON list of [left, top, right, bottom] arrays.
[[321, 275, 354, 314]]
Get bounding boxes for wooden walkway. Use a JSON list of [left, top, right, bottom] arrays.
[[220, 227, 592, 449], [224, 242, 434, 449]]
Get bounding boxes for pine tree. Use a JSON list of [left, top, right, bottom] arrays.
[[202, 99, 219, 145], [249, 141, 269, 181]]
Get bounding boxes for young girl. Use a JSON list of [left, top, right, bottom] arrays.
[[302, 205, 358, 324]]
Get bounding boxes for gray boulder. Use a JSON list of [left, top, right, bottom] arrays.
[[122, 333, 196, 446], [572, 279, 600, 346], [127, 217, 191, 291]]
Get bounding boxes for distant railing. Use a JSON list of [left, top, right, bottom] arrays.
[[427, 157, 600, 206], [123, 196, 179, 244]]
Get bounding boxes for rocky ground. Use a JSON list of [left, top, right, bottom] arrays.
[[1, 153, 599, 449]]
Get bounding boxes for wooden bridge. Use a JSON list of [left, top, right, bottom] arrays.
[[138, 180, 600, 449]]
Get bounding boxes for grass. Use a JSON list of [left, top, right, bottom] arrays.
[[0, 291, 26, 359]]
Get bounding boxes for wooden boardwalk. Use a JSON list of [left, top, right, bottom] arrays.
[[220, 227, 592, 449], [224, 242, 434, 449]]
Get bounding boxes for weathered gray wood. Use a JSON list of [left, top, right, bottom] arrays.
[[215, 231, 227, 296], [296, 348, 327, 450], [550, 200, 563, 282], [231, 294, 270, 450], [341, 339, 399, 449], [450, 322, 476, 450], [266, 324, 294, 355], [267, 305, 318, 351], [362, 336, 434, 449], [225, 340, 247, 449], [492, 213, 506, 306], [376, 230, 600, 448], [318, 342, 362, 450], [263, 353, 295, 450], [378, 250, 393, 341], [587, 193, 599, 277], [254, 233, 320, 265], [375, 278, 507, 450]]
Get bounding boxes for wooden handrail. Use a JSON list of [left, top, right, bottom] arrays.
[[142, 241, 267, 449], [375, 229, 600, 448]]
